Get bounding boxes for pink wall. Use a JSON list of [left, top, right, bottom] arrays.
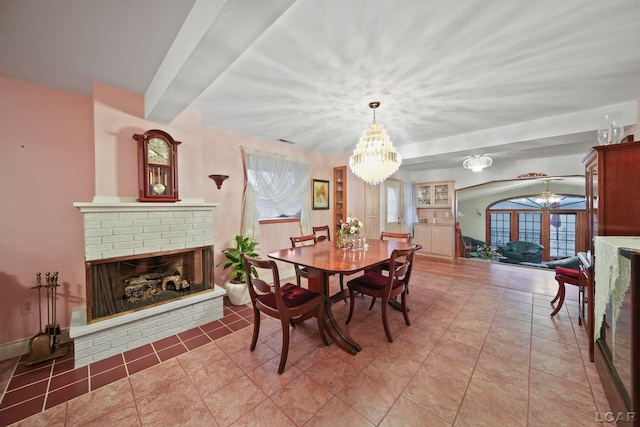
[[0, 77, 94, 344], [0, 78, 357, 348]]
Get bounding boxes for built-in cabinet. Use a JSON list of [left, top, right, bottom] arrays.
[[416, 181, 453, 208], [414, 180, 455, 258], [333, 166, 347, 235], [414, 223, 454, 257], [582, 139, 640, 426]]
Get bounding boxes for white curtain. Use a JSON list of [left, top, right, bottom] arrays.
[[404, 182, 418, 236], [241, 146, 311, 240]]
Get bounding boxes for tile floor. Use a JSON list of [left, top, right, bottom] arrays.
[[0, 258, 614, 426]]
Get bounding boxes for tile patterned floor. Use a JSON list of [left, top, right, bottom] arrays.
[[0, 258, 615, 426]]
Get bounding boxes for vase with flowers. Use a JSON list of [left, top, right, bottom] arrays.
[[477, 244, 499, 259], [337, 216, 363, 249]]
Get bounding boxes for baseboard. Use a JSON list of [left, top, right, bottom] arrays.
[[0, 328, 71, 362]]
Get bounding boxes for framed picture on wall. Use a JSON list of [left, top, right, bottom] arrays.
[[312, 179, 330, 210]]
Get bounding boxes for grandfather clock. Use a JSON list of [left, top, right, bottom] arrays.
[[132, 129, 181, 202]]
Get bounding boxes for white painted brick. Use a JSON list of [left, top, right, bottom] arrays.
[[113, 226, 143, 236], [86, 212, 119, 221], [113, 241, 144, 251], [170, 236, 193, 245], [186, 229, 205, 237], [85, 251, 104, 261], [134, 232, 162, 241], [192, 211, 211, 217], [134, 218, 161, 227], [162, 243, 186, 251], [86, 228, 113, 238], [86, 243, 114, 253], [118, 212, 149, 220], [84, 220, 102, 230], [191, 223, 210, 231], [162, 230, 186, 238], [144, 238, 168, 248], [134, 247, 161, 256], [101, 219, 133, 228], [186, 218, 205, 227], [173, 211, 194, 218], [148, 211, 174, 219], [101, 249, 135, 259], [143, 225, 167, 233], [169, 224, 191, 232], [84, 236, 102, 246], [161, 218, 186, 226], [202, 216, 213, 224], [102, 235, 135, 244]]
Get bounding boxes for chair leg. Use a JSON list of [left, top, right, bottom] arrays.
[[551, 284, 561, 304], [278, 318, 290, 374], [345, 288, 356, 324], [550, 282, 566, 317], [401, 291, 410, 326], [296, 274, 301, 288], [381, 296, 393, 342], [368, 297, 377, 310], [250, 308, 260, 351]]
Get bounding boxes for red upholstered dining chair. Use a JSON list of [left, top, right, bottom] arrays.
[[550, 266, 587, 324], [345, 247, 416, 342], [312, 225, 332, 242], [242, 254, 328, 374], [289, 234, 318, 287]]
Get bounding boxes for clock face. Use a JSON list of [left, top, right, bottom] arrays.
[[147, 137, 170, 165]]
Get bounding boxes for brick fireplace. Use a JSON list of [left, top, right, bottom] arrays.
[[70, 201, 225, 368]]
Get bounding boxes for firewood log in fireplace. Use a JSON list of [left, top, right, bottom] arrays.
[[123, 269, 189, 302]]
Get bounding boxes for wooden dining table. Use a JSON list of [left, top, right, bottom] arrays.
[[268, 238, 418, 355]]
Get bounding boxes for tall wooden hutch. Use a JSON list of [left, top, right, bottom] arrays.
[[582, 138, 640, 425], [333, 166, 347, 235]]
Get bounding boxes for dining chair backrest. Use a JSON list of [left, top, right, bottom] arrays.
[[290, 234, 318, 248], [380, 231, 410, 242], [312, 225, 331, 242]]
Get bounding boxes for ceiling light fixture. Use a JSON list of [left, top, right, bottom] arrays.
[[349, 101, 401, 185], [535, 179, 560, 204], [462, 154, 493, 172]]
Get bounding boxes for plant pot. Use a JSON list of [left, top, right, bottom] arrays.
[[224, 281, 251, 305]]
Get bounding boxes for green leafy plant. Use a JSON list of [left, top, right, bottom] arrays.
[[216, 235, 259, 283]]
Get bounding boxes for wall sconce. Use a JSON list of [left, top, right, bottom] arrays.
[[208, 174, 229, 189]]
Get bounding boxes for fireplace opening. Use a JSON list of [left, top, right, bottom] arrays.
[[86, 246, 213, 323]]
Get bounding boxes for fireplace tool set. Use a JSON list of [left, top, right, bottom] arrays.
[[27, 272, 68, 366]]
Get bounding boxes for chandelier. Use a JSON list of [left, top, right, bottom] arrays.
[[535, 179, 560, 204], [349, 102, 401, 185], [462, 154, 492, 172]]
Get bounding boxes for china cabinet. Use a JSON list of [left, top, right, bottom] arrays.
[[416, 181, 453, 208], [333, 166, 347, 235], [582, 138, 639, 359], [582, 138, 640, 425]]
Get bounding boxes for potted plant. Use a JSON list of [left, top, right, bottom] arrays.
[[216, 235, 259, 305]]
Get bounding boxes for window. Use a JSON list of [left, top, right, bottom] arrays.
[[487, 194, 586, 260], [241, 147, 311, 238], [490, 212, 511, 246], [518, 212, 541, 244]]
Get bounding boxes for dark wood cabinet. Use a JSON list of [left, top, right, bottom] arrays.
[[582, 138, 639, 426]]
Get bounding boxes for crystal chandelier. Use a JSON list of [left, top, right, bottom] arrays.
[[462, 154, 492, 172], [535, 179, 560, 204], [349, 102, 401, 185]]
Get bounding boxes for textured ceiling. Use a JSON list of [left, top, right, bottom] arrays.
[[2, 0, 639, 172]]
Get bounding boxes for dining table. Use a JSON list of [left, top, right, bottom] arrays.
[[267, 238, 419, 355]]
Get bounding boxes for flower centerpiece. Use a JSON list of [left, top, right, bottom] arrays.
[[337, 216, 363, 249], [477, 244, 499, 259]]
